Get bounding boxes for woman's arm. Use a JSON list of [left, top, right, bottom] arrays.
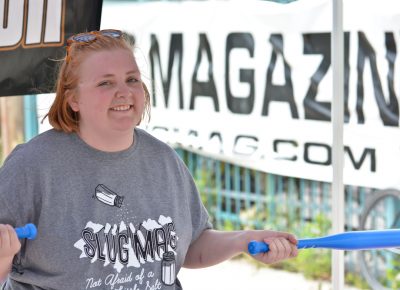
[[183, 229, 298, 269], [0, 224, 21, 282]]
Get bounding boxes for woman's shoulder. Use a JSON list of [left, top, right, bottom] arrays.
[[135, 128, 186, 164], [29, 128, 68, 143], [25, 128, 69, 150], [3, 129, 70, 164], [136, 128, 177, 153]]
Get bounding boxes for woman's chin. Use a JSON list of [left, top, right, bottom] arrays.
[[112, 124, 136, 133], [110, 118, 137, 131]]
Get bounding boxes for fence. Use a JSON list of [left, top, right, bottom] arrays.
[[176, 148, 375, 275]]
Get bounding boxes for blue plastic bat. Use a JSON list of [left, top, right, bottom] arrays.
[[248, 229, 400, 255]]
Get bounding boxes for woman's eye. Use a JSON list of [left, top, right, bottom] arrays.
[[127, 77, 138, 83], [98, 81, 111, 86]]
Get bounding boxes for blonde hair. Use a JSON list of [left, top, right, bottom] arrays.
[[44, 31, 150, 133]]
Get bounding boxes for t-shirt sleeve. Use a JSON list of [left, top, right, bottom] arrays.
[[0, 144, 38, 227], [176, 158, 213, 244]]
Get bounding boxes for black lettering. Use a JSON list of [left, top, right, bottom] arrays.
[[188, 130, 198, 138], [262, 34, 298, 118], [233, 135, 258, 156], [165, 222, 177, 250], [153, 228, 167, 257], [303, 33, 331, 121], [303, 33, 350, 121], [273, 139, 298, 161], [187, 130, 201, 150], [95, 233, 106, 261], [133, 228, 154, 261], [344, 146, 376, 172], [190, 33, 219, 111], [225, 33, 255, 114], [149, 34, 184, 108], [209, 132, 223, 153], [384, 32, 399, 125], [82, 229, 96, 258], [118, 234, 129, 264], [304, 142, 331, 165], [105, 232, 117, 263], [150, 126, 168, 133], [357, 32, 399, 126]]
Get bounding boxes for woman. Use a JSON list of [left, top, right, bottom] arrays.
[[0, 29, 297, 289]]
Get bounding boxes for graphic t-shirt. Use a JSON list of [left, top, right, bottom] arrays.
[[0, 128, 211, 290]]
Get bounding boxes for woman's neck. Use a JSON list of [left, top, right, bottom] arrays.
[[77, 129, 134, 152]]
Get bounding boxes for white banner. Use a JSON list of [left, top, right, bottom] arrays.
[[101, 0, 400, 189]]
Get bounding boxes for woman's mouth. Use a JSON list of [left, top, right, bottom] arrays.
[[110, 105, 132, 111]]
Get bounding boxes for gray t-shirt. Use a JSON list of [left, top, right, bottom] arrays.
[[0, 128, 211, 290]]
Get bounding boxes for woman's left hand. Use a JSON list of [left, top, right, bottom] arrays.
[[247, 231, 298, 264]]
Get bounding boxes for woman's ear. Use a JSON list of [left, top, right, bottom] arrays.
[[66, 90, 79, 112]]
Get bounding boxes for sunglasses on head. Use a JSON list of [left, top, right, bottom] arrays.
[[66, 29, 123, 63]]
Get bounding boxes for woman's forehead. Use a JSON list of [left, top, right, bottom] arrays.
[[78, 49, 139, 77]]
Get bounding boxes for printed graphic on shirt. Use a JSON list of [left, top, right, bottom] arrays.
[[93, 184, 124, 208], [74, 216, 178, 289]]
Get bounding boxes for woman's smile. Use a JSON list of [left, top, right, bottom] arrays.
[[110, 104, 133, 111]]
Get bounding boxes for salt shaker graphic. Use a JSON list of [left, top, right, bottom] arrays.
[[161, 251, 176, 286], [94, 184, 124, 208]]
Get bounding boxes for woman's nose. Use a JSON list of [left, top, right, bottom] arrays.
[[115, 82, 131, 98]]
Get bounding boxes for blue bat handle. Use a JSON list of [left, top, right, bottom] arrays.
[[15, 223, 37, 240], [248, 239, 305, 254], [248, 240, 270, 254], [248, 239, 311, 254]]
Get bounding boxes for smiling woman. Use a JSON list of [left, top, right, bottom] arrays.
[[45, 30, 151, 152], [0, 29, 298, 290], [67, 49, 145, 151]]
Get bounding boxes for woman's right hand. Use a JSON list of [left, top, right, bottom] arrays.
[[0, 224, 21, 260]]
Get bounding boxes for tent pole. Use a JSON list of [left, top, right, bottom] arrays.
[[331, 0, 345, 289]]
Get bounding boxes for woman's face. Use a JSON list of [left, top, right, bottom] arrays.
[[69, 48, 145, 139]]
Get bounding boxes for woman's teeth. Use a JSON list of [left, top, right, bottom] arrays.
[[111, 105, 131, 111]]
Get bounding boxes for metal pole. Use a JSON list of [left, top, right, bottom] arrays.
[[331, 0, 345, 289], [23, 95, 39, 142]]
